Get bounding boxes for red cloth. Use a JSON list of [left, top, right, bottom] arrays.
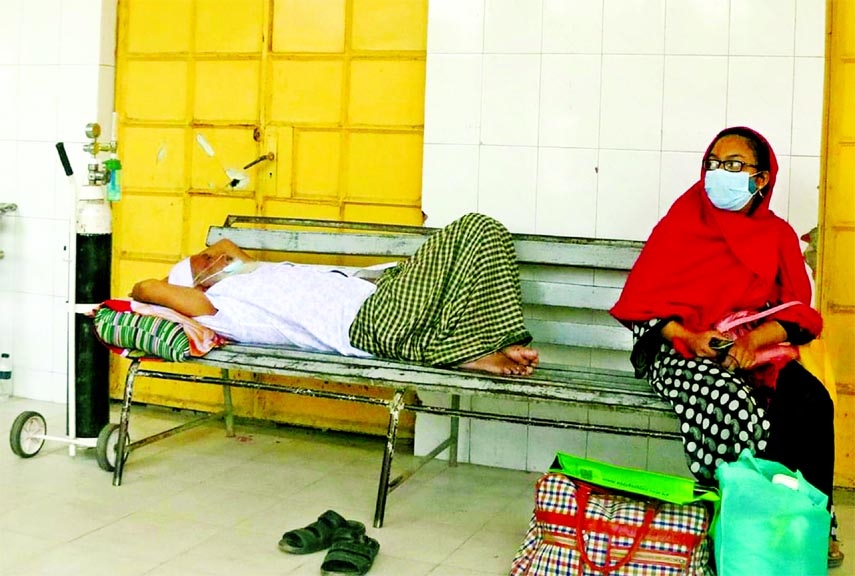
[[610, 127, 822, 337]]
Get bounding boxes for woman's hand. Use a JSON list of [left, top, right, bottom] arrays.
[[684, 330, 729, 359], [720, 321, 788, 372], [721, 336, 757, 371], [661, 321, 728, 359]]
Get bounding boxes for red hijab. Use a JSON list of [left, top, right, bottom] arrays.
[[610, 127, 822, 336]]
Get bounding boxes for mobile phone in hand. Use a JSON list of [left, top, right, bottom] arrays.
[[709, 337, 734, 360]]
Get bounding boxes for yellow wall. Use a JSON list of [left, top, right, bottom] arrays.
[[112, 0, 427, 435], [820, 0, 855, 487]]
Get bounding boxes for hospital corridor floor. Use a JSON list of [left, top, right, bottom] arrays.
[[0, 398, 851, 575]]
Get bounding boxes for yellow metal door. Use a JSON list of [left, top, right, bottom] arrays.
[[113, 0, 427, 435]]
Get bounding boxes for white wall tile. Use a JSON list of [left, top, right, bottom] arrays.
[[52, 219, 71, 298], [596, 149, 660, 240], [0, 216, 19, 294], [12, 142, 56, 219], [483, 0, 542, 54], [647, 438, 692, 477], [599, 55, 663, 150], [659, 151, 701, 218], [787, 155, 820, 236], [768, 154, 791, 221], [587, 432, 648, 469], [413, 392, 472, 461], [54, 156, 76, 223], [57, 66, 101, 145], [480, 54, 540, 146], [0, 66, 19, 140], [470, 396, 529, 469], [602, 0, 665, 55], [536, 147, 597, 237], [51, 295, 69, 373], [16, 216, 60, 296], [470, 419, 528, 469], [60, 0, 105, 65], [13, 367, 66, 403], [14, 142, 58, 219], [791, 57, 824, 157], [477, 145, 537, 233], [527, 427, 587, 472], [730, 0, 796, 57], [665, 0, 730, 56], [0, 293, 12, 354], [0, 141, 18, 205], [0, 1, 22, 65], [424, 55, 482, 145], [662, 56, 728, 152], [16, 65, 60, 142], [526, 401, 588, 471], [19, 0, 62, 65], [422, 144, 480, 228], [538, 54, 601, 149], [795, 0, 826, 57], [427, 0, 485, 54], [542, 0, 603, 54], [12, 292, 55, 372], [726, 57, 795, 156]]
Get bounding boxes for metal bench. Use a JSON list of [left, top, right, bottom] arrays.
[[111, 215, 676, 528]]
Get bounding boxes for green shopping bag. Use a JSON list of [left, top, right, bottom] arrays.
[[712, 449, 830, 576], [549, 451, 720, 507]]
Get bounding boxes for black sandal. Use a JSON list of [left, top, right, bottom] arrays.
[[278, 510, 365, 555], [320, 528, 380, 575]]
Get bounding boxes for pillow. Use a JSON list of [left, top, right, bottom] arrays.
[[93, 308, 190, 362]]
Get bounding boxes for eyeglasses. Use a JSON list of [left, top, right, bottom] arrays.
[[704, 158, 758, 172]]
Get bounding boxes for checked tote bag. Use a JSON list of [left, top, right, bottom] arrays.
[[510, 452, 718, 576]]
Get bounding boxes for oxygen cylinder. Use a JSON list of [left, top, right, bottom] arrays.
[[56, 144, 111, 439]]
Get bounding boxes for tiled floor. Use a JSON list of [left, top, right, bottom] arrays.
[[0, 398, 851, 575]]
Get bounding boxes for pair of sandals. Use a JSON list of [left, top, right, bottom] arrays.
[[278, 510, 380, 576]]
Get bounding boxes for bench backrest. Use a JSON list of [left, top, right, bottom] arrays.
[[207, 216, 643, 370]]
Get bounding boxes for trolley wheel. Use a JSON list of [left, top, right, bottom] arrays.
[[9, 411, 47, 458], [95, 423, 130, 472]]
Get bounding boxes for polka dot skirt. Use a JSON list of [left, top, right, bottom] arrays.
[[633, 320, 770, 482]]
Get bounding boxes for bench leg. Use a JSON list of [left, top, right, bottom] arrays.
[[221, 369, 234, 438], [112, 359, 140, 487], [449, 395, 460, 467], [374, 389, 405, 529]]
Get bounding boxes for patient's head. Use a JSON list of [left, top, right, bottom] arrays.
[[167, 241, 244, 289]]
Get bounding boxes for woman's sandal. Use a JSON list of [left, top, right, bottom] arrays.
[[829, 538, 844, 569], [278, 510, 365, 555], [320, 528, 381, 576]]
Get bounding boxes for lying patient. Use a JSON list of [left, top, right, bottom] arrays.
[[132, 213, 539, 377]]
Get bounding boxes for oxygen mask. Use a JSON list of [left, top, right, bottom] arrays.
[[193, 254, 247, 288]]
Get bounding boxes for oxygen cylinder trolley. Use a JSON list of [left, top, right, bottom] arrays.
[[9, 117, 128, 472]]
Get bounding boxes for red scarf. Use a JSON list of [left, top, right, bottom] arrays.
[[610, 127, 822, 336]]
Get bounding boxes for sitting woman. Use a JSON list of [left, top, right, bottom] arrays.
[[132, 212, 539, 377], [610, 126, 841, 567]]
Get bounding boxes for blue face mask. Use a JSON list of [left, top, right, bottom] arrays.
[[704, 169, 759, 211]]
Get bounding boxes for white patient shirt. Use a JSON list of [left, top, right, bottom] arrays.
[[194, 263, 376, 357]]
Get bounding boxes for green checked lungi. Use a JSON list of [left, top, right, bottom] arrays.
[[349, 213, 532, 367]]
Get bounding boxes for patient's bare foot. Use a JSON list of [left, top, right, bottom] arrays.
[[459, 351, 535, 376], [502, 344, 539, 367]]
